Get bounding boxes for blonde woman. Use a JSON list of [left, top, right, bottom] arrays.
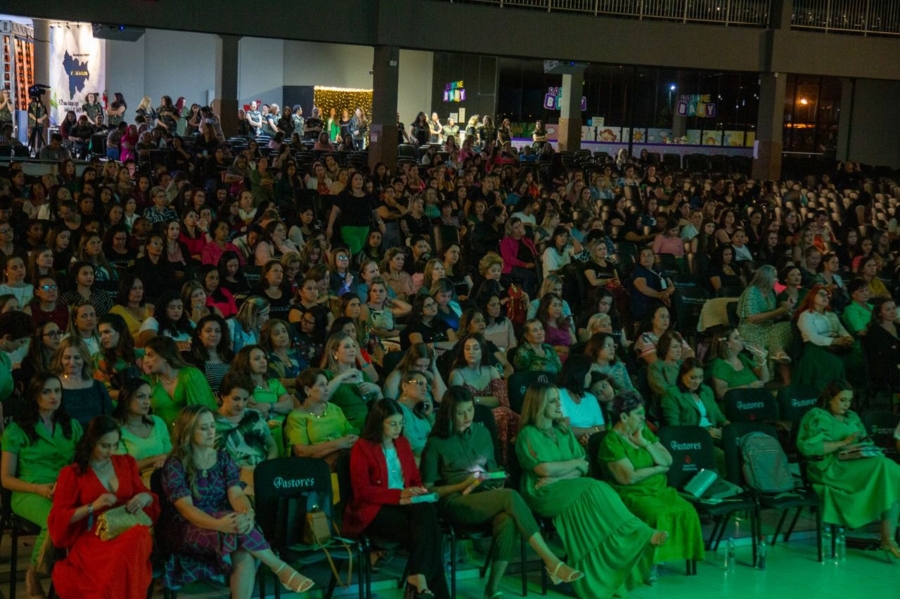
[[51, 337, 114, 427], [226, 296, 270, 353], [515, 383, 666, 597], [158, 405, 313, 595]]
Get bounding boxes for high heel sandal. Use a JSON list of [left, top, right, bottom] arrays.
[[650, 531, 669, 547], [546, 561, 584, 585], [273, 562, 315, 593], [404, 583, 436, 599], [879, 541, 900, 560]]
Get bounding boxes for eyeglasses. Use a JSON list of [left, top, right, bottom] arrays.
[[39, 284, 57, 291], [43, 331, 62, 338], [406, 380, 428, 387], [336, 255, 349, 261]]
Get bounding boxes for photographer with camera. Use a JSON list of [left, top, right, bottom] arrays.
[[27, 86, 50, 156]]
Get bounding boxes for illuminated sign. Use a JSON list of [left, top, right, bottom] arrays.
[[543, 87, 587, 111], [444, 81, 465, 102], [677, 94, 717, 118]]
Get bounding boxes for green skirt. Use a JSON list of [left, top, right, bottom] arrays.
[[340, 225, 370, 255], [551, 480, 654, 598], [794, 343, 847, 393]]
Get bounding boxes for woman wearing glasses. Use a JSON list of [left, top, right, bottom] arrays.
[[794, 284, 856, 392], [30, 275, 69, 330]]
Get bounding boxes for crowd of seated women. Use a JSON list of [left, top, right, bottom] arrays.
[[3, 104, 900, 597]]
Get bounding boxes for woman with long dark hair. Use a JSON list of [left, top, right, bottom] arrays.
[[94, 312, 143, 400], [1, 373, 81, 598], [48, 415, 158, 598], [344, 398, 450, 598], [186, 314, 234, 392]]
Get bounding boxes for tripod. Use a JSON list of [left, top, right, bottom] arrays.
[[27, 99, 47, 156]]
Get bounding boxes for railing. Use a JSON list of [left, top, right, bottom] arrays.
[[792, 0, 900, 36], [440, 0, 772, 27]]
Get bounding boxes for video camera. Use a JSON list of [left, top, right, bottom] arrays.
[[28, 84, 50, 99]]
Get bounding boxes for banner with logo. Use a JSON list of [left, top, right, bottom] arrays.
[[49, 23, 106, 126]]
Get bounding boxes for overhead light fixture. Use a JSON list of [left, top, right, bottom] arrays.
[[799, 97, 809, 105]]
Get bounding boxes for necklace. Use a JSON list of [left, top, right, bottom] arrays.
[[195, 451, 216, 477], [305, 403, 327, 419], [90, 459, 112, 473]]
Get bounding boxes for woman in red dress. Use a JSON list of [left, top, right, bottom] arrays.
[[48, 415, 159, 599]]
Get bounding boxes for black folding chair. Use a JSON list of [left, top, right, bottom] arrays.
[[723, 388, 779, 424], [721, 422, 823, 561], [255, 457, 364, 599], [657, 425, 759, 566], [507, 371, 555, 414]]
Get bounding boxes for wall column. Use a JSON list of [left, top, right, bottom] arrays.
[[752, 72, 787, 180], [557, 71, 585, 152], [215, 34, 241, 138], [369, 45, 400, 170]]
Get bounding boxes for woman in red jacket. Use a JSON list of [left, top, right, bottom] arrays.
[[344, 399, 449, 599]]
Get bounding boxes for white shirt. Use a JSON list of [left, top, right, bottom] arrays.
[[797, 310, 848, 346], [558, 388, 605, 430]]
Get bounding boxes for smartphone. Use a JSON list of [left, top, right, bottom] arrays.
[[410, 493, 439, 504]]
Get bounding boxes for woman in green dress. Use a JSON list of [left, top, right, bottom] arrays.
[[797, 380, 900, 557], [112, 377, 172, 473], [322, 331, 383, 431], [285, 368, 358, 467], [141, 335, 217, 433], [646, 331, 684, 401], [599, 390, 704, 583], [515, 382, 668, 598], [841, 278, 872, 382], [737, 265, 794, 363], [421, 387, 582, 599], [706, 326, 770, 401], [1, 372, 83, 598]]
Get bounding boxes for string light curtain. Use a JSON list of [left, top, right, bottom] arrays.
[[314, 86, 373, 143]]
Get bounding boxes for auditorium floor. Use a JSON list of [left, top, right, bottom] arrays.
[[6, 515, 897, 598]]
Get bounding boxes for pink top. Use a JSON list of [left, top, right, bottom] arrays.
[[652, 234, 685, 256]]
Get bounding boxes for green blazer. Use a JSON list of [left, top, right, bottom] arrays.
[[660, 384, 726, 428]]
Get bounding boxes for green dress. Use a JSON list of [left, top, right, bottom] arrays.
[[841, 301, 872, 386], [707, 355, 759, 397], [737, 287, 792, 353], [598, 427, 705, 566], [797, 407, 900, 528], [116, 415, 172, 461], [2, 419, 83, 564], [143, 367, 217, 433], [284, 403, 356, 449], [515, 425, 654, 598], [325, 369, 373, 432], [250, 378, 289, 456]]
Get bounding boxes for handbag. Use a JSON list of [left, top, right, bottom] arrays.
[[301, 507, 354, 587], [95, 504, 153, 541]]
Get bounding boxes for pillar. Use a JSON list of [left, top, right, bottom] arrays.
[[369, 45, 400, 170], [557, 72, 585, 152], [752, 72, 787, 181], [671, 71, 687, 139], [30, 19, 50, 144], [215, 34, 241, 139]]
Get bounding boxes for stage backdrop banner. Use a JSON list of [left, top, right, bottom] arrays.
[[49, 24, 106, 126]]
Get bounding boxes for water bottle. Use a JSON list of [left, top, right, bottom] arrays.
[[836, 527, 846, 563], [726, 538, 736, 573], [821, 525, 832, 561], [757, 538, 767, 570]]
